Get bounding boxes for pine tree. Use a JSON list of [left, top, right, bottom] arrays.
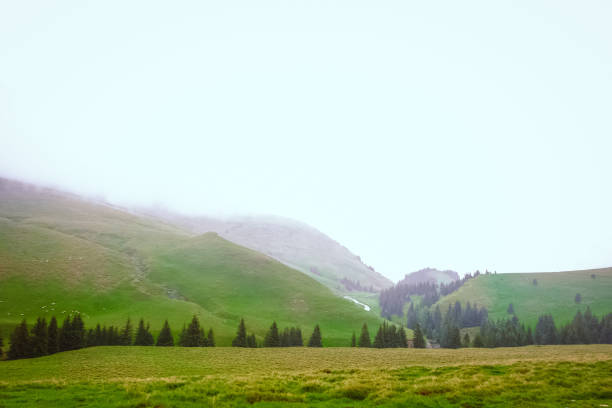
[[156, 320, 174, 346], [134, 319, 154, 346], [264, 322, 281, 347], [47, 316, 59, 354], [94, 324, 103, 346], [351, 332, 356, 347], [71, 314, 85, 349], [247, 333, 257, 348], [58, 316, 72, 352], [8, 320, 30, 360], [178, 324, 187, 347], [119, 318, 133, 346], [413, 323, 426, 348], [30, 317, 48, 357], [449, 327, 462, 348], [373, 324, 385, 348], [526, 326, 534, 345], [0, 330, 3, 358], [398, 327, 408, 348], [183, 316, 204, 347], [207, 328, 215, 347], [575, 293, 582, 304], [307, 324, 322, 347], [232, 318, 248, 347], [507, 303, 515, 314], [280, 328, 290, 347], [358, 323, 371, 348]]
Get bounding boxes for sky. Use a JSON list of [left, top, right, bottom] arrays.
[[1, 1, 611, 282]]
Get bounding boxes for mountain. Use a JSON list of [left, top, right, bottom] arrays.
[[436, 268, 612, 327], [0, 178, 384, 345], [399, 268, 459, 286], [140, 210, 393, 294]]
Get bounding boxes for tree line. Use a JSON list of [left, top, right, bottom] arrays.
[[2, 315, 326, 360]]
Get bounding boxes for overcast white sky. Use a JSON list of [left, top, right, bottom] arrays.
[[1, 1, 611, 281]]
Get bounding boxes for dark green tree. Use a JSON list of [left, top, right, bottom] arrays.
[[178, 324, 187, 347], [398, 326, 408, 347], [264, 321, 281, 347], [47, 316, 59, 354], [182, 316, 205, 347], [373, 325, 385, 348], [307, 324, 322, 347], [0, 330, 3, 358], [71, 314, 85, 349], [575, 293, 582, 304], [247, 333, 257, 348], [207, 328, 215, 347], [463, 332, 471, 348], [30, 317, 48, 357], [134, 319, 154, 346], [8, 320, 30, 360], [58, 316, 72, 352], [232, 318, 248, 347], [413, 323, 426, 348], [119, 318, 133, 346], [351, 332, 356, 347], [156, 320, 174, 346], [472, 333, 484, 347], [358, 323, 371, 347]]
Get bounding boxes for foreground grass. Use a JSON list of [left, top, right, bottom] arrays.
[[1, 346, 611, 407]]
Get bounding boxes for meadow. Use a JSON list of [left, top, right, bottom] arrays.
[[0, 345, 611, 407]]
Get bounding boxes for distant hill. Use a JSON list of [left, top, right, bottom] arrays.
[[436, 268, 612, 327], [141, 210, 393, 294], [0, 178, 384, 345], [399, 268, 459, 286]]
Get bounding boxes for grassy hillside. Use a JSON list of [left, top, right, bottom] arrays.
[[143, 211, 393, 293], [0, 178, 384, 345], [437, 268, 612, 327], [0, 346, 610, 407]]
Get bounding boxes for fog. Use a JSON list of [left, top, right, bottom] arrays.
[[1, 1, 611, 281]]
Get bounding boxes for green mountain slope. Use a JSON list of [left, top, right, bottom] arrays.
[[437, 268, 612, 327], [0, 178, 383, 345]]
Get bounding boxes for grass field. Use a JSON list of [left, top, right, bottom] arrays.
[[0, 346, 610, 407], [437, 268, 612, 328], [0, 180, 384, 345]]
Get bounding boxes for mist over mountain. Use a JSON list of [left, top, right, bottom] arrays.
[[138, 208, 393, 293], [399, 268, 460, 286]]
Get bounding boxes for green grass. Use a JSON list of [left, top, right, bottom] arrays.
[[0, 181, 384, 345], [0, 346, 610, 407], [437, 268, 612, 328]]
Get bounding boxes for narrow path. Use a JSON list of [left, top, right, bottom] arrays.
[[343, 295, 371, 311]]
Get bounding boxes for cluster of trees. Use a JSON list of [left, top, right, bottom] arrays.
[[231, 319, 321, 348], [349, 322, 409, 348], [340, 277, 376, 293], [379, 272, 482, 318], [406, 301, 488, 347], [177, 316, 215, 347], [379, 282, 439, 318]]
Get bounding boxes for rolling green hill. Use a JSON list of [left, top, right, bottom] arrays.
[[0, 178, 384, 345], [437, 268, 612, 327]]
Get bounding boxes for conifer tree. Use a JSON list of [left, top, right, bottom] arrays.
[[413, 323, 426, 348], [398, 326, 408, 347], [47, 316, 59, 354], [30, 317, 48, 357], [247, 333, 257, 348], [94, 324, 103, 346], [0, 330, 3, 358], [280, 328, 290, 347], [264, 321, 281, 347], [58, 316, 72, 352], [351, 332, 356, 347], [507, 303, 515, 314], [207, 328, 215, 347], [358, 323, 371, 348], [183, 315, 204, 347], [156, 320, 174, 346], [178, 324, 187, 347], [232, 318, 248, 347], [71, 314, 85, 349], [134, 319, 154, 346], [119, 318, 133, 346], [199, 327, 208, 347], [8, 320, 30, 360], [307, 324, 322, 347], [526, 326, 534, 345]]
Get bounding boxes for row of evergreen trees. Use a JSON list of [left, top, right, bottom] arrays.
[[350, 322, 411, 348], [231, 319, 322, 348]]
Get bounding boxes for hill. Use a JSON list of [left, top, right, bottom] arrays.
[[0, 178, 384, 345], [399, 267, 459, 286], [436, 268, 612, 327], [140, 210, 393, 293]]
